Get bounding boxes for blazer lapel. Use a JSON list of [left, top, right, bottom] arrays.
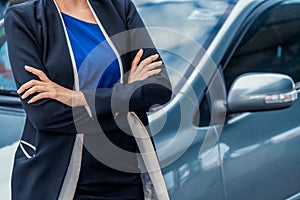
[[89, 0, 130, 73], [42, 0, 76, 89]]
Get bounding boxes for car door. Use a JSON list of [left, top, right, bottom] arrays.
[[219, 1, 300, 199], [0, 18, 24, 199], [135, 0, 241, 199]]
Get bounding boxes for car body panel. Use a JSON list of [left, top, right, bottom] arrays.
[[0, 0, 300, 199], [221, 92, 300, 199], [0, 105, 24, 148], [148, 0, 300, 199], [215, 0, 300, 199]]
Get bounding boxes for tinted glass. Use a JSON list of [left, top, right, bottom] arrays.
[[0, 1, 9, 19], [0, 19, 16, 93], [135, 0, 236, 88], [224, 1, 300, 90]]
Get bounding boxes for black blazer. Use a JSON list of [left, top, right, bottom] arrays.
[[5, 0, 171, 199]]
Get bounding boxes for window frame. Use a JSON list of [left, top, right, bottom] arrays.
[[194, 0, 287, 127], [223, 0, 300, 90]]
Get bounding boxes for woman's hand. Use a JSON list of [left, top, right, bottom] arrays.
[[128, 49, 163, 84], [17, 65, 87, 107], [18, 49, 163, 106]]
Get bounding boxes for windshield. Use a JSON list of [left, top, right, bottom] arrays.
[[135, 0, 236, 88], [0, 0, 237, 93]]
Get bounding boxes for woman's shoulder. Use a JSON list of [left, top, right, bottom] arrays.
[[5, 0, 43, 21], [111, 0, 135, 10], [6, 0, 37, 13], [104, 0, 137, 18]]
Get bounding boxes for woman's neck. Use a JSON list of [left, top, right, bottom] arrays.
[[55, 0, 97, 24], [56, 0, 89, 12]]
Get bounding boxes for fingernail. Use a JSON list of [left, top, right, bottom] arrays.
[[21, 95, 25, 99], [17, 89, 20, 94], [24, 66, 30, 71]]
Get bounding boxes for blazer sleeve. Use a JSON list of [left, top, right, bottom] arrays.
[[82, 0, 172, 119], [5, 2, 171, 134], [5, 6, 92, 134]]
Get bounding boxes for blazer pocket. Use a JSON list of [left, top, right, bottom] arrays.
[[19, 140, 36, 159]]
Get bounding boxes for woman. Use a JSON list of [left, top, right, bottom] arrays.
[[5, 0, 171, 199]]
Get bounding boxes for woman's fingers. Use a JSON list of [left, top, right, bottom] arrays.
[[17, 80, 43, 94], [25, 65, 50, 82], [15, 65, 76, 106], [135, 54, 159, 74], [128, 52, 163, 84], [18, 66, 50, 94], [21, 85, 47, 99], [27, 92, 52, 104], [139, 54, 159, 67], [131, 49, 143, 71], [143, 69, 162, 79], [137, 61, 162, 79], [148, 68, 162, 76], [142, 61, 163, 72]]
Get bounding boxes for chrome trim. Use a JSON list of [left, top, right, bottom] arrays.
[[286, 191, 300, 200]]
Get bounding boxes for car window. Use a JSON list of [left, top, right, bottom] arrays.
[[136, 0, 236, 89], [223, 0, 300, 90], [0, 19, 16, 93], [194, 0, 300, 127], [0, 1, 9, 19]]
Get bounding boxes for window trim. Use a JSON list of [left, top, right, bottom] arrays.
[[220, 0, 285, 75]]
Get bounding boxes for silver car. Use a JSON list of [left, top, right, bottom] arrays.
[[0, 0, 300, 199]]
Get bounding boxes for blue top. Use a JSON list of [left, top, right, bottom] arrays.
[[61, 13, 142, 198], [62, 13, 120, 89]]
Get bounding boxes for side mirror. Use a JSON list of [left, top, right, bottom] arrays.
[[227, 73, 298, 113]]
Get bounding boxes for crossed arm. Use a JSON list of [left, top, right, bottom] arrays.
[[5, 2, 171, 134], [17, 49, 163, 107]]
